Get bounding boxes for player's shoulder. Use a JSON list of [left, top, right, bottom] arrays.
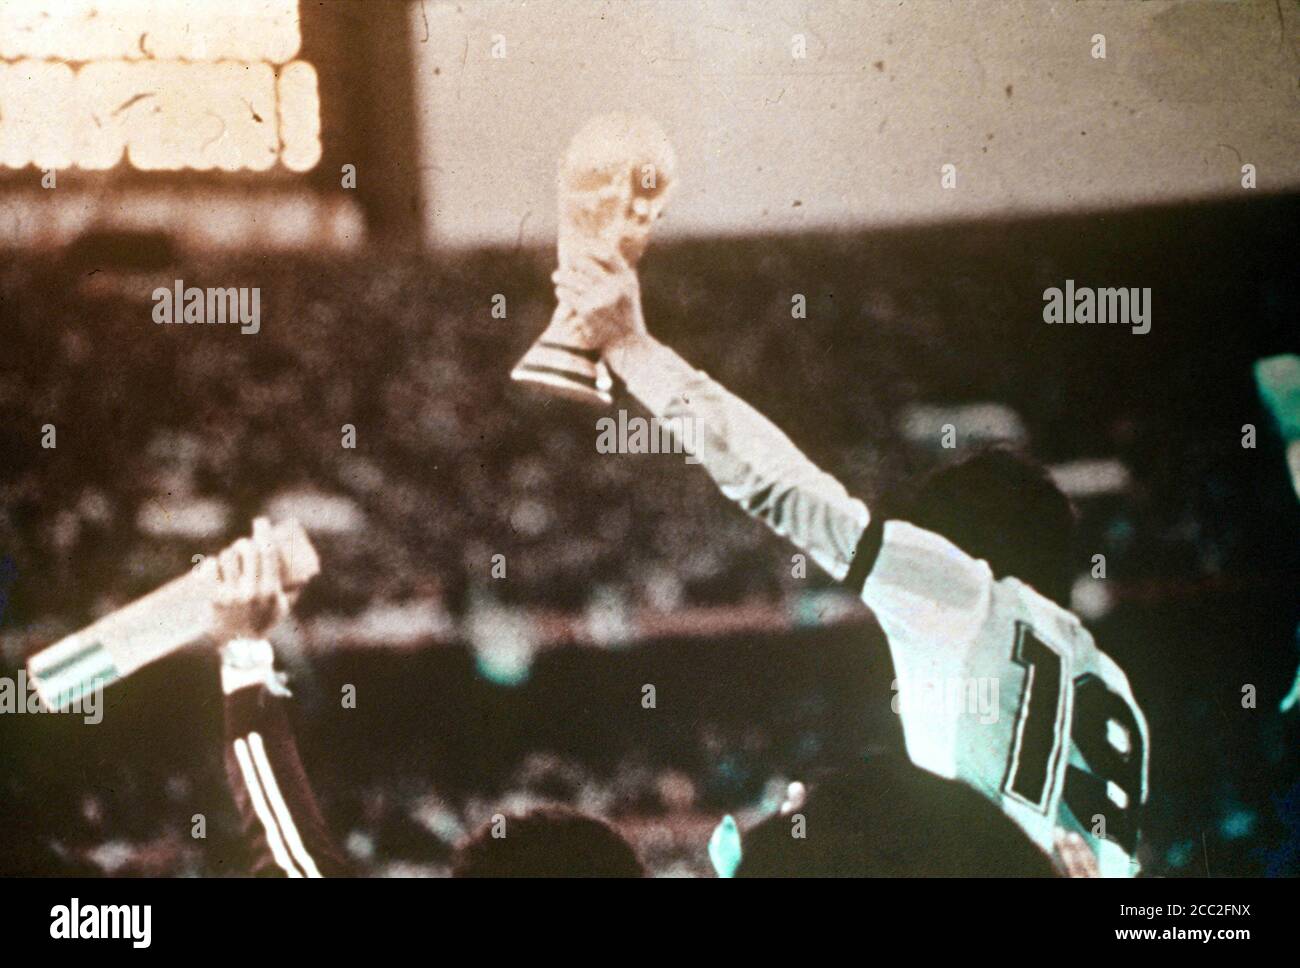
[[871, 520, 993, 606], [996, 574, 1138, 699], [997, 574, 1084, 642], [856, 520, 996, 647], [878, 519, 994, 582]]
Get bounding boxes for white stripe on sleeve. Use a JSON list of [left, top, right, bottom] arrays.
[[233, 735, 303, 878], [248, 731, 324, 878]]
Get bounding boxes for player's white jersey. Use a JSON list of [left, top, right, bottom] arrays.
[[611, 335, 1151, 875], [862, 521, 1149, 877]]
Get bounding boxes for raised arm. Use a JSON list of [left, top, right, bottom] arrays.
[[558, 256, 872, 584], [206, 520, 351, 877]]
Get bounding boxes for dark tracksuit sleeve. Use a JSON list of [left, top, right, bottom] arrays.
[[223, 682, 352, 877]]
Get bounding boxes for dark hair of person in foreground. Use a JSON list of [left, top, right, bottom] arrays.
[[896, 447, 1078, 609], [451, 805, 645, 878], [737, 757, 1059, 877]]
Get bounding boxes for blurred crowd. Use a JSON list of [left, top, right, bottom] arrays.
[[1, 195, 1297, 875]]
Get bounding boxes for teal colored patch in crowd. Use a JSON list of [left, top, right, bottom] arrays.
[[1255, 355, 1300, 442], [709, 814, 742, 878]]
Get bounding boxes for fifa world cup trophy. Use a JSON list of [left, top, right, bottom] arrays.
[[510, 113, 676, 405]]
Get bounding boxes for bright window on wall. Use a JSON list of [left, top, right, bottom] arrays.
[[0, 0, 321, 172]]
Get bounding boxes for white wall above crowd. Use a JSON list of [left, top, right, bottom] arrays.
[[411, 0, 1300, 248]]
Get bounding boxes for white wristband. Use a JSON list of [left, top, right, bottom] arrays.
[[220, 638, 292, 697]]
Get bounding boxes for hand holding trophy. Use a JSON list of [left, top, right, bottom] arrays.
[[511, 113, 676, 405]]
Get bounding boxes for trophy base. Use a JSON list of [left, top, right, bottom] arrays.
[[510, 339, 613, 407]]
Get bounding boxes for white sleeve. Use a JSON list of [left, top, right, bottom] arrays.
[[861, 521, 992, 648], [861, 521, 994, 777], [607, 336, 870, 582]]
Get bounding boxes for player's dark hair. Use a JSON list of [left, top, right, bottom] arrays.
[[451, 806, 644, 878], [735, 758, 1058, 877], [898, 447, 1076, 607]]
